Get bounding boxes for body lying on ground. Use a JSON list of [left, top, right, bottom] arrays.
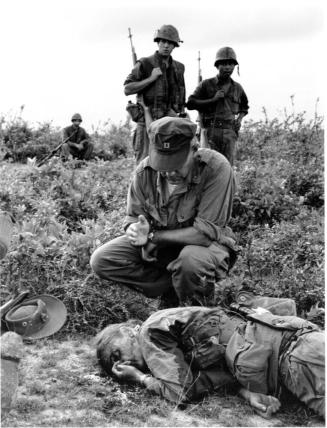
[[95, 296, 325, 419]]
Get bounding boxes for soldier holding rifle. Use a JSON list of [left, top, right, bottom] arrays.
[[124, 25, 186, 163], [187, 47, 249, 166]]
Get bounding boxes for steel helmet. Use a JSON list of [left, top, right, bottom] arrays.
[[214, 47, 238, 66], [153, 25, 183, 47], [71, 113, 82, 122]]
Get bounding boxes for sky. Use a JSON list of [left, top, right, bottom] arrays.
[[0, 0, 324, 131]]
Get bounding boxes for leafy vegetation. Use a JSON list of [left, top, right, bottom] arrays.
[[0, 104, 324, 427], [0, 104, 324, 332]]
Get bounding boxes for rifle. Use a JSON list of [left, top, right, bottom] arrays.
[[196, 51, 209, 148], [37, 129, 78, 167], [126, 28, 145, 123], [198, 50, 202, 84], [128, 27, 137, 66]]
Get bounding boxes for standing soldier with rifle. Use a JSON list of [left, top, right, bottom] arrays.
[[124, 25, 186, 164], [186, 47, 249, 166]]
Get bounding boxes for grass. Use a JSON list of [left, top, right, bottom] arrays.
[[0, 108, 324, 427], [2, 336, 324, 427]]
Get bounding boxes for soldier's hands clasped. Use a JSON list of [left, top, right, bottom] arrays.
[[125, 215, 150, 246]]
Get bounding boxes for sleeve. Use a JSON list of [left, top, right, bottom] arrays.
[[186, 81, 207, 110], [193, 156, 236, 242], [124, 61, 143, 85], [140, 323, 236, 404], [62, 127, 69, 141], [122, 168, 149, 230], [238, 86, 249, 115], [81, 128, 90, 142]]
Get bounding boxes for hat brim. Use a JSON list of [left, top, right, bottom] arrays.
[[21, 295, 67, 339], [149, 144, 190, 172]]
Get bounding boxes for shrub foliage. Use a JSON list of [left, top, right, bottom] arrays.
[[0, 105, 324, 331]]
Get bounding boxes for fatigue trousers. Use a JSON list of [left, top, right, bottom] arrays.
[[206, 127, 237, 166], [132, 122, 149, 164], [61, 142, 94, 160], [280, 331, 325, 418], [90, 235, 232, 305]]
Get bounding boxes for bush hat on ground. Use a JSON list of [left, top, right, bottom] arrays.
[[4, 295, 67, 339], [148, 116, 197, 172]]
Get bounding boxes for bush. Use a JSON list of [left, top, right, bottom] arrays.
[[0, 109, 133, 163], [0, 105, 324, 331]]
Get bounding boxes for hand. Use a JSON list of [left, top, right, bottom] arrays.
[[125, 215, 150, 246], [234, 118, 242, 132], [150, 67, 163, 80], [112, 361, 144, 383], [137, 94, 148, 111], [166, 108, 178, 117], [246, 391, 281, 419], [73, 143, 83, 151], [212, 89, 225, 102]]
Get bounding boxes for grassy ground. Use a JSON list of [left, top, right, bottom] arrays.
[[2, 333, 324, 428]]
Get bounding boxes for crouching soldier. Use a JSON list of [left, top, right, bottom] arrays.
[[95, 296, 325, 419], [61, 113, 93, 160], [90, 116, 237, 308]]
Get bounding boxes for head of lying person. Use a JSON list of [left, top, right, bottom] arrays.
[[95, 319, 146, 374]]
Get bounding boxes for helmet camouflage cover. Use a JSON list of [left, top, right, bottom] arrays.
[[214, 47, 238, 66], [71, 113, 82, 122], [153, 25, 183, 47]]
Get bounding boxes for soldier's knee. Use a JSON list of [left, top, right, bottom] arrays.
[[177, 246, 205, 274], [90, 246, 106, 276]]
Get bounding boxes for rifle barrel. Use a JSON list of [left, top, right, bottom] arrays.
[[128, 27, 137, 65], [198, 51, 202, 83]]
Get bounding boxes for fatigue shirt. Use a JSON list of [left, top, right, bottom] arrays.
[[139, 299, 302, 403], [139, 306, 239, 403], [62, 125, 90, 144], [186, 76, 249, 124], [124, 51, 186, 120], [123, 149, 236, 244]]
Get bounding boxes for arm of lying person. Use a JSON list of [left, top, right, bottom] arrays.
[[133, 318, 237, 404], [238, 387, 281, 419], [112, 361, 146, 384]]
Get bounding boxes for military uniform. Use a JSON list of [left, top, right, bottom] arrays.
[[61, 124, 93, 160], [125, 52, 186, 163], [132, 301, 325, 417], [91, 148, 236, 305], [187, 47, 249, 166], [187, 76, 248, 165]]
